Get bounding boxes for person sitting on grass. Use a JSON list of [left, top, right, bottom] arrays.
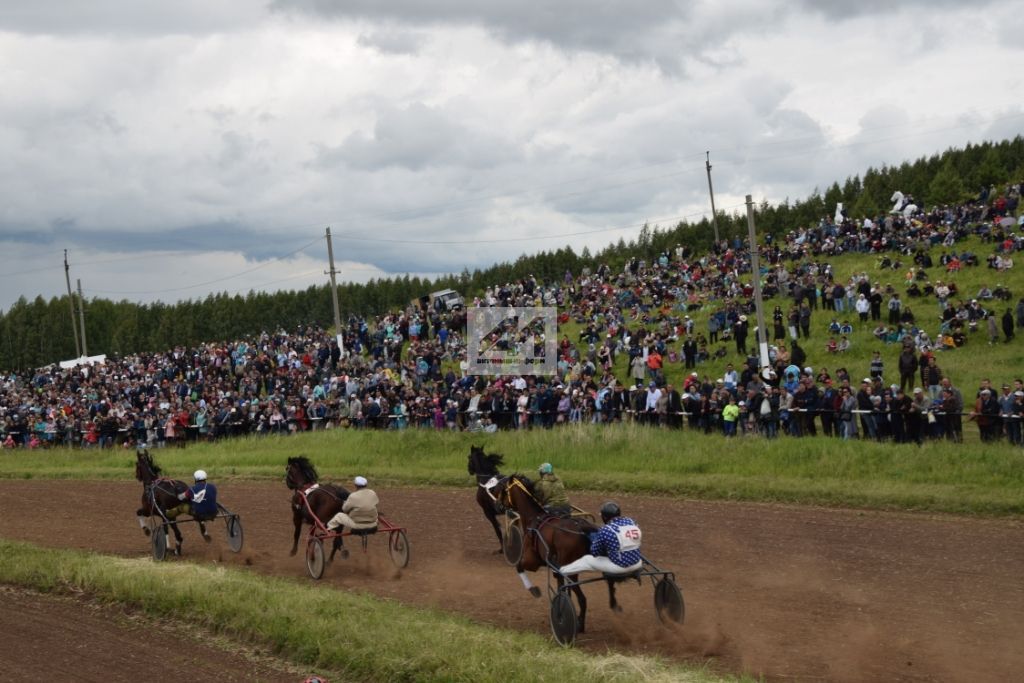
[[837, 336, 851, 353], [826, 337, 838, 354]]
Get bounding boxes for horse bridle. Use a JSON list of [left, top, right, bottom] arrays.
[[501, 476, 540, 509]]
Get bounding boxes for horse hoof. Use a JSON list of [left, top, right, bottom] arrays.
[[202, 533, 212, 543], [289, 548, 297, 557], [612, 604, 623, 613], [493, 548, 504, 555], [142, 528, 151, 537], [529, 586, 542, 598], [339, 549, 349, 560]]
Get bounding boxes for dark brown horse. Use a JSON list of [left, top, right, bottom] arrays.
[[467, 445, 505, 552], [495, 473, 600, 633], [135, 449, 191, 555], [285, 456, 350, 560]]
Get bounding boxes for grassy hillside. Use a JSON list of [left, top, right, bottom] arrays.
[[561, 235, 1023, 416]]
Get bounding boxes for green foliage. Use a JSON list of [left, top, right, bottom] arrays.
[[0, 541, 718, 682], [927, 158, 967, 206]]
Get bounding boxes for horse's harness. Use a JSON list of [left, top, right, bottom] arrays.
[[286, 467, 346, 516], [501, 476, 589, 540], [139, 461, 182, 506]]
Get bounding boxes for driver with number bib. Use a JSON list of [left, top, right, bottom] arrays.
[[557, 501, 642, 576]]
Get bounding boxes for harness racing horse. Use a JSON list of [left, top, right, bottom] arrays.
[[467, 445, 505, 552], [496, 474, 607, 634], [285, 456, 350, 561], [135, 449, 193, 555]]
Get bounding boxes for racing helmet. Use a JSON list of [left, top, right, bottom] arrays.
[[600, 501, 621, 522], [193, 470, 207, 482], [538, 462, 553, 475]]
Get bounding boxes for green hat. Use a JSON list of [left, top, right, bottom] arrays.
[[538, 463, 553, 475]]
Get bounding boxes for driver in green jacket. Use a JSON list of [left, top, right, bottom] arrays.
[[535, 463, 571, 517]]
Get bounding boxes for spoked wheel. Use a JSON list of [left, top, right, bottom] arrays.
[[503, 523, 524, 566], [549, 592, 578, 646], [389, 530, 410, 568], [151, 524, 168, 561], [306, 538, 325, 580], [654, 577, 685, 625], [226, 515, 244, 553]]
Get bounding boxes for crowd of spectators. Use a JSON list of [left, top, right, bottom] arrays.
[[3, 183, 1023, 449]]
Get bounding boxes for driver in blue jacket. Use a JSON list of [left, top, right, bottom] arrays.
[[174, 469, 218, 540], [556, 501, 643, 576]]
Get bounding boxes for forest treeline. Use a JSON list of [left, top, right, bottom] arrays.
[[2, 137, 1022, 371]]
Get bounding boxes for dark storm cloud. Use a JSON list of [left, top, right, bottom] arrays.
[[0, 1, 261, 35], [271, 0, 709, 71], [795, 0, 996, 20], [0, 219, 281, 259]]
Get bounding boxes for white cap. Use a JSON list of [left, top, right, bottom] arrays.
[[193, 470, 207, 481], [354, 476, 368, 487]]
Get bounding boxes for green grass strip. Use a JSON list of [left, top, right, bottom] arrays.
[[0, 539, 726, 683], [2, 424, 1022, 515]]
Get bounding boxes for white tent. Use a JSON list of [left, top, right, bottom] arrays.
[[58, 354, 107, 370]]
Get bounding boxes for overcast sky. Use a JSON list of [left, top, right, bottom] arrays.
[[1, 0, 1021, 310]]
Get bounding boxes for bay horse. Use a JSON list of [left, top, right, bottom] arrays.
[[495, 473, 605, 633], [285, 456, 350, 561], [134, 449, 195, 556], [467, 445, 505, 552]]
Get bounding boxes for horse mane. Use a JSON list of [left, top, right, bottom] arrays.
[[508, 472, 535, 493], [468, 445, 504, 476], [287, 455, 319, 487]]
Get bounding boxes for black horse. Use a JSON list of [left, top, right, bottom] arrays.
[[285, 456, 350, 561], [134, 449, 199, 555], [468, 445, 505, 553]]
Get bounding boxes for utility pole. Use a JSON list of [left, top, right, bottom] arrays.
[[76, 279, 88, 357], [64, 250, 81, 358], [745, 195, 769, 376], [325, 227, 345, 358], [705, 151, 721, 245]]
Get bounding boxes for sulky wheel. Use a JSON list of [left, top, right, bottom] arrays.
[[151, 524, 168, 561], [503, 523, 524, 566], [549, 592, 578, 646], [388, 529, 411, 568], [306, 537, 325, 580], [654, 576, 685, 625], [226, 515, 244, 553], [387, 532, 411, 569]]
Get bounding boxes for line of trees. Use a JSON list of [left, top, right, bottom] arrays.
[[2, 137, 1022, 371]]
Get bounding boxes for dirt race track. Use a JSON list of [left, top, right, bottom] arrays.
[[1, 480, 1022, 682]]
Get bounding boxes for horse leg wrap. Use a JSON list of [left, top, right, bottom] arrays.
[[137, 515, 148, 529], [517, 571, 535, 590]]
